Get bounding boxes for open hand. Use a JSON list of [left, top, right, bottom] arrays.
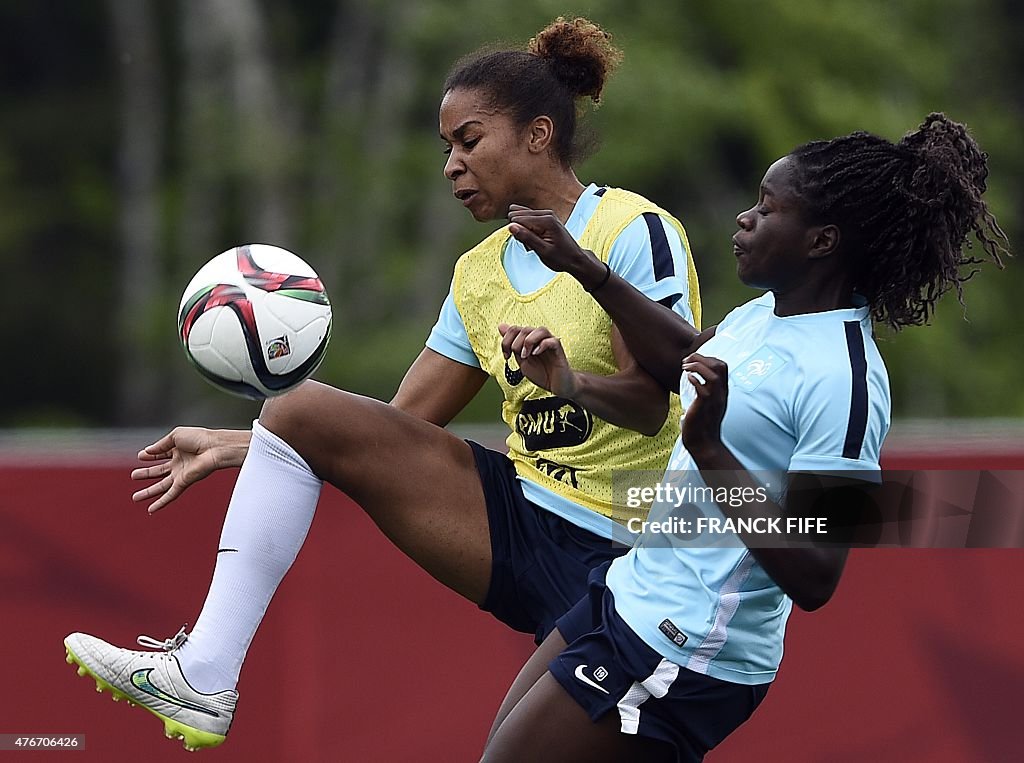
[[130, 427, 249, 513]]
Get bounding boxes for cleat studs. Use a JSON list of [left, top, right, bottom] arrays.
[[65, 653, 74, 664], [95, 683, 103, 693], [77, 666, 87, 677]]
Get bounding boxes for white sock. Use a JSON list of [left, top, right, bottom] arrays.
[[175, 420, 322, 693]]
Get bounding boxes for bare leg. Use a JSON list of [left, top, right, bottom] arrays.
[[260, 380, 493, 603], [486, 630, 569, 745], [174, 380, 496, 692], [484, 678, 672, 762]]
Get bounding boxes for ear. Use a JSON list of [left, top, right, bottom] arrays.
[[807, 224, 840, 260], [526, 115, 554, 154]]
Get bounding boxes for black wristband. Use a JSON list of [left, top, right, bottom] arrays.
[[585, 261, 611, 293]]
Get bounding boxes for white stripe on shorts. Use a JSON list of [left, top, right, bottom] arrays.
[[616, 658, 680, 734]]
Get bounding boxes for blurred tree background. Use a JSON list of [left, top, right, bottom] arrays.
[[0, 0, 1020, 429]]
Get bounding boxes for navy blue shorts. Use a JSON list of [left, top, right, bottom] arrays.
[[549, 563, 770, 762], [468, 441, 627, 644]]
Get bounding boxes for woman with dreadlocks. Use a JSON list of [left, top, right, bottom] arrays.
[[484, 113, 1008, 761]]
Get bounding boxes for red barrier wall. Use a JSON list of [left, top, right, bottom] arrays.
[[2, 458, 1023, 762]]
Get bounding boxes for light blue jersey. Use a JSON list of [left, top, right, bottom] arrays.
[[427, 183, 694, 542], [607, 292, 891, 684]]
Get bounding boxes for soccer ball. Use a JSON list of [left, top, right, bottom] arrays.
[[178, 244, 332, 400]]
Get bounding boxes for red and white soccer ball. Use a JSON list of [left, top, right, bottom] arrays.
[[177, 244, 332, 400]]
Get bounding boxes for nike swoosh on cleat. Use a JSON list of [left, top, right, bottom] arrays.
[[130, 669, 220, 717], [573, 665, 610, 695]]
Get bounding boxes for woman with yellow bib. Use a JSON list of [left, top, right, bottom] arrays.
[[64, 17, 700, 753]]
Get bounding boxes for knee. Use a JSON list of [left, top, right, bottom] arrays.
[[258, 380, 324, 444], [257, 380, 363, 478]]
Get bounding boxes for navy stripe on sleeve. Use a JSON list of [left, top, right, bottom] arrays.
[[594, 186, 607, 197], [644, 212, 681, 309], [643, 212, 675, 281], [842, 321, 869, 460]]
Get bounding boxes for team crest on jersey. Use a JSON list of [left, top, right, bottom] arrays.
[[732, 346, 785, 392], [516, 397, 593, 450]]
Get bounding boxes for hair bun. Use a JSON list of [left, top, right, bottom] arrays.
[[899, 112, 990, 205], [528, 17, 622, 103]]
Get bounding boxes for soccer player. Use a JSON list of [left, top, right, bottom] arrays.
[[482, 114, 1009, 761], [63, 17, 701, 751]]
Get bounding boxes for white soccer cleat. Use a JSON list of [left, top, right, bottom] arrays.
[[64, 627, 238, 752]]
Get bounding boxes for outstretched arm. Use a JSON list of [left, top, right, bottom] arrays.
[[498, 324, 669, 437], [131, 427, 252, 513], [507, 205, 716, 391], [132, 348, 488, 512]]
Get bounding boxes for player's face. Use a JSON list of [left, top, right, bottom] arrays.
[[439, 87, 533, 222], [732, 156, 815, 291]]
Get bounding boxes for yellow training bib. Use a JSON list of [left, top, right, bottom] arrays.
[[453, 189, 701, 523]]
